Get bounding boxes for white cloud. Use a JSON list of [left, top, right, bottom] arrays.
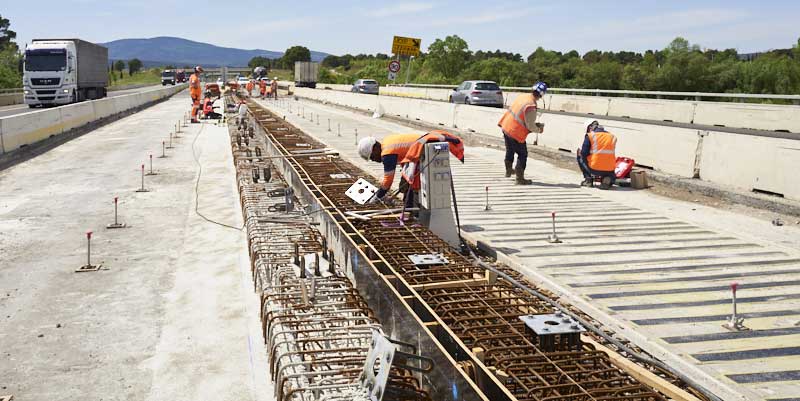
[[366, 2, 435, 18]]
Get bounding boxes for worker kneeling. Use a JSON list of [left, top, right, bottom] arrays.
[[202, 92, 222, 119], [577, 120, 617, 189], [357, 131, 464, 208]]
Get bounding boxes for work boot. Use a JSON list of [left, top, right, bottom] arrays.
[[190, 118, 200, 124], [515, 168, 532, 185], [599, 176, 613, 190], [581, 179, 593, 187], [504, 161, 514, 177]]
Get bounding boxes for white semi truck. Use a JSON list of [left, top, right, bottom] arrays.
[[23, 39, 109, 108], [294, 62, 319, 89]]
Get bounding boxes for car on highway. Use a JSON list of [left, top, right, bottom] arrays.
[[449, 80, 504, 107], [351, 79, 379, 95], [161, 70, 176, 85], [237, 76, 249, 86]]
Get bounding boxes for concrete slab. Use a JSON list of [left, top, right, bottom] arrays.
[[0, 95, 270, 401], [257, 96, 800, 401]]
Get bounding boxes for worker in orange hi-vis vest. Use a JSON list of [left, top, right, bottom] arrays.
[[258, 79, 267, 99], [245, 80, 254, 97], [497, 81, 547, 184], [270, 77, 278, 99], [577, 119, 617, 189], [189, 66, 204, 123]]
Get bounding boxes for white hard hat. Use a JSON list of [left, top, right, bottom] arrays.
[[357, 136, 378, 160], [274, 77, 278, 80], [583, 119, 599, 133]]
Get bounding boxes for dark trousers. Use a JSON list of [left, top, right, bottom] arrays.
[[398, 177, 415, 209], [577, 155, 616, 183], [503, 133, 527, 170]]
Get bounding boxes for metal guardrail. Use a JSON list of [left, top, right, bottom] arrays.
[[387, 83, 800, 103], [0, 88, 23, 94]]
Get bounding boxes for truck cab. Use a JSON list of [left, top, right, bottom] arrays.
[[161, 70, 176, 85], [23, 39, 108, 107]]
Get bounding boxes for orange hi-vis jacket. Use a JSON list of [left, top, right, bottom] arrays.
[[400, 130, 465, 190], [258, 80, 266, 94], [246, 81, 254, 93], [498, 93, 537, 143], [189, 73, 201, 100], [587, 130, 617, 171], [379, 133, 420, 190]]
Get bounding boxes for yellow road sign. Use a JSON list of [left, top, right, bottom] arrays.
[[392, 36, 421, 56]]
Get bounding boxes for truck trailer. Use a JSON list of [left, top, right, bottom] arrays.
[[294, 62, 319, 89], [23, 39, 109, 107]]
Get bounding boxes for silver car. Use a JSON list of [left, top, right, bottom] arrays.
[[351, 79, 379, 95], [449, 80, 504, 107]]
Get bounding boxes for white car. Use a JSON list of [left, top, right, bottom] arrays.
[[237, 76, 249, 86]]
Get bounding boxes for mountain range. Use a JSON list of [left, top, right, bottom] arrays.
[[100, 36, 329, 67]]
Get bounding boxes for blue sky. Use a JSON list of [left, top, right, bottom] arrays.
[[5, 0, 799, 56]]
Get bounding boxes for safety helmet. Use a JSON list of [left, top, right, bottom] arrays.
[[583, 119, 599, 133], [194, 66, 204, 73], [357, 137, 378, 160], [532, 81, 548, 96], [274, 77, 278, 80]]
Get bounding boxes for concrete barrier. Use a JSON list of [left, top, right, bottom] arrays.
[[0, 84, 185, 156], [608, 98, 696, 123], [699, 132, 799, 199], [693, 101, 800, 133], [547, 94, 610, 116], [453, 104, 504, 135], [0, 93, 23, 106]]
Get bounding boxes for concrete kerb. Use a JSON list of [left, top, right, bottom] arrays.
[[0, 87, 186, 171], [293, 91, 800, 218]]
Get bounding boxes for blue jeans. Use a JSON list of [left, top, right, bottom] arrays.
[[503, 133, 527, 171], [577, 155, 616, 183]]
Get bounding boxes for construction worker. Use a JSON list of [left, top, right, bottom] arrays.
[[189, 66, 204, 123], [577, 119, 617, 189], [236, 99, 248, 125], [357, 131, 464, 208], [270, 77, 279, 99], [258, 78, 267, 99], [245, 79, 254, 97], [202, 91, 221, 119], [497, 81, 547, 184]]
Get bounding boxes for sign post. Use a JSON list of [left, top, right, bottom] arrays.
[[388, 60, 401, 81]]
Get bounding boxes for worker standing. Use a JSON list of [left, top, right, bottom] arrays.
[[258, 79, 267, 99], [577, 119, 617, 189], [357, 131, 464, 208], [245, 79, 254, 97], [189, 66, 204, 123], [270, 77, 279, 99], [497, 82, 547, 184]]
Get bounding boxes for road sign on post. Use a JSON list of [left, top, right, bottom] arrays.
[[388, 60, 401, 73], [388, 71, 397, 81], [392, 36, 421, 57]]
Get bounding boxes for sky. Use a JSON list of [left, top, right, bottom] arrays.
[[5, 0, 799, 56]]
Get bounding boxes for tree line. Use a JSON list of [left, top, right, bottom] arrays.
[[316, 35, 800, 96]]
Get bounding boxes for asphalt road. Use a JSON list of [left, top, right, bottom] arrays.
[[0, 84, 171, 118]]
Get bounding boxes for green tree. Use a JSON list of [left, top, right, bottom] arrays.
[[426, 35, 470, 82], [248, 56, 271, 69], [113, 59, 126, 78], [0, 14, 17, 51], [128, 58, 143, 75], [280, 46, 311, 69]]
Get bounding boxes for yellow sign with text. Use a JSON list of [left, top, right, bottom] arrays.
[[392, 36, 421, 57]]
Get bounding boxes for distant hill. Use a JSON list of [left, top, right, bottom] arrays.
[[100, 36, 329, 67]]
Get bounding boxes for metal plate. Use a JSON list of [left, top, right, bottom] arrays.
[[519, 313, 586, 335], [408, 253, 449, 266], [330, 173, 352, 179], [345, 178, 378, 205]]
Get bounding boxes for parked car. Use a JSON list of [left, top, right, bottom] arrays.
[[449, 80, 504, 107], [351, 79, 379, 95]]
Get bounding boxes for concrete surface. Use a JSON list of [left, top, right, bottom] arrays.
[[0, 94, 271, 401], [259, 96, 800, 401]]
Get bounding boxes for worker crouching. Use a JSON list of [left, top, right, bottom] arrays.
[[202, 92, 222, 119], [577, 119, 617, 189], [357, 131, 464, 208], [498, 82, 547, 185]]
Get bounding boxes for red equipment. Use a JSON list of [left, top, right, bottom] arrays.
[[614, 157, 635, 179]]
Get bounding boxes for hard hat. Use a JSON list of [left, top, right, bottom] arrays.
[[532, 81, 548, 96], [274, 77, 278, 80], [195, 66, 204, 73], [357, 136, 378, 160], [583, 119, 599, 133]]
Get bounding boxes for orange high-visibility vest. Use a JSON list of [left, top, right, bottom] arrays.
[[189, 73, 201, 99], [498, 94, 537, 143], [380, 133, 420, 159], [587, 131, 617, 171], [400, 130, 465, 190]]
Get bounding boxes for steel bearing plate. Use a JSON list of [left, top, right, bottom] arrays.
[[519, 313, 587, 335], [345, 178, 378, 205], [408, 253, 449, 266]]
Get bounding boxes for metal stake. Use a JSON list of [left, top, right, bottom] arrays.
[[484, 186, 491, 211], [337, 123, 341, 137], [167, 132, 174, 149], [354, 128, 358, 145], [723, 282, 749, 331], [547, 211, 561, 243], [76, 230, 102, 271], [136, 164, 149, 192], [146, 154, 157, 176], [106, 197, 127, 229], [327, 118, 331, 132], [159, 141, 167, 158]]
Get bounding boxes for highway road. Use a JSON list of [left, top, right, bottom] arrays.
[[0, 84, 174, 118]]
